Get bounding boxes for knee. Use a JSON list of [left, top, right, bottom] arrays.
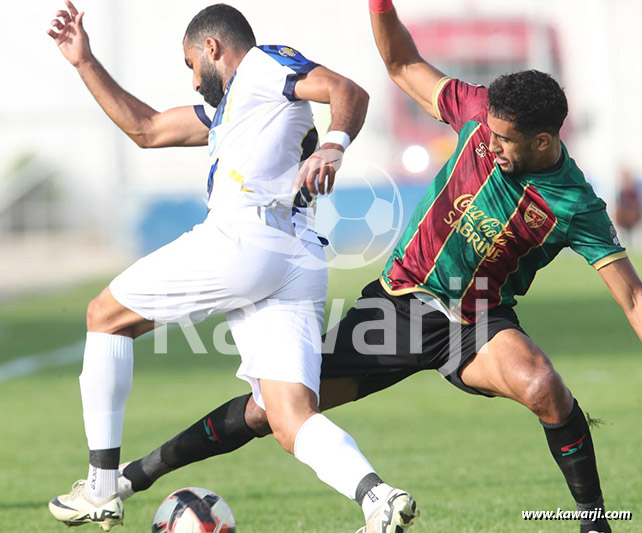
[[266, 410, 314, 454], [86, 288, 148, 338], [86, 294, 109, 332], [260, 384, 320, 453], [521, 367, 572, 422], [266, 411, 301, 453]]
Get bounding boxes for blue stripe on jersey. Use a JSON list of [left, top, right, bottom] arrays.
[[207, 160, 218, 198], [257, 45, 320, 101], [210, 74, 236, 130], [206, 74, 236, 198], [194, 105, 211, 128]]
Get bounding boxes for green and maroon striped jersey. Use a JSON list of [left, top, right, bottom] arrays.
[[381, 77, 626, 324]]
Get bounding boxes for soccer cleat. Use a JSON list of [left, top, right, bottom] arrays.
[[117, 462, 136, 501], [356, 488, 419, 533], [49, 480, 124, 531]]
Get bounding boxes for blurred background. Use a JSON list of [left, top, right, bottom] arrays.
[[1, 0, 642, 296]]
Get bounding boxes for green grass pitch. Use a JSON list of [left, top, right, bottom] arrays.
[[1, 253, 640, 532]]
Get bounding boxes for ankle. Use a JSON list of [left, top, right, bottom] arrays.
[[358, 477, 392, 519], [86, 465, 118, 501]]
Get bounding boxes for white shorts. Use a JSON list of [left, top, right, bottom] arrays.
[[110, 208, 327, 407]]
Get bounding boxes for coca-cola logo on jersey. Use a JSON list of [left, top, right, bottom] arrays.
[[443, 193, 514, 262]]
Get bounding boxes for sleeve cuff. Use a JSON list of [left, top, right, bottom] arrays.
[[282, 63, 320, 101], [193, 105, 212, 128], [592, 250, 628, 270], [432, 76, 452, 122]]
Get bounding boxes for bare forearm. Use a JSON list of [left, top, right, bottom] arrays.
[[600, 259, 642, 342], [370, 8, 421, 75], [327, 81, 369, 142], [76, 56, 159, 147], [624, 293, 642, 342]]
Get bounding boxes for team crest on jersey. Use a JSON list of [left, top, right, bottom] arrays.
[[208, 129, 217, 156], [278, 46, 297, 57], [524, 202, 548, 229], [475, 142, 489, 158]]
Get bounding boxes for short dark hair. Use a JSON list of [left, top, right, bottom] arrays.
[[184, 4, 256, 51], [488, 70, 568, 136]]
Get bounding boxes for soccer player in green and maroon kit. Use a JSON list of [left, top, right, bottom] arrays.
[[113, 2, 642, 532]]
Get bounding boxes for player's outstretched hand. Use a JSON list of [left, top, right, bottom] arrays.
[[47, 0, 92, 68], [296, 144, 344, 196]]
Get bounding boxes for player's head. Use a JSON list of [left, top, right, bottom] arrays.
[[486, 70, 568, 177], [183, 4, 256, 107]]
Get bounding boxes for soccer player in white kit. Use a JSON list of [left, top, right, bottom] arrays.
[[47, 2, 418, 532]]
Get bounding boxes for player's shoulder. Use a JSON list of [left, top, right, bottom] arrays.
[[559, 153, 607, 213], [560, 151, 598, 194], [437, 77, 489, 131], [256, 45, 319, 74]]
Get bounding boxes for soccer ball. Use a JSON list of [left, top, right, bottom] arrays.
[[151, 487, 236, 533], [315, 158, 403, 270]]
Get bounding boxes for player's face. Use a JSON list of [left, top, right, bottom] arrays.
[[183, 41, 225, 107], [487, 111, 536, 178]]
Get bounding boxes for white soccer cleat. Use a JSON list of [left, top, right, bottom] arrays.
[[117, 462, 135, 501], [48, 480, 124, 531], [356, 488, 419, 533]]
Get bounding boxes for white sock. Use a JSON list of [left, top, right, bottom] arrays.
[[79, 332, 133, 498], [293, 414, 376, 500], [87, 465, 118, 502], [361, 482, 394, 520]]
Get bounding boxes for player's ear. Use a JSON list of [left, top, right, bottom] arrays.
[[533, 132, 552, 152], [204, 37, 222, 61]]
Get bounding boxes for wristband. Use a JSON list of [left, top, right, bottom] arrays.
[[369, 0, 394, 14], [322, 131, 351, 150]]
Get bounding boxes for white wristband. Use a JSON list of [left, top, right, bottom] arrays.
[[322, 130, 351, 150]]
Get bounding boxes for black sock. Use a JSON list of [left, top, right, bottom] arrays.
[[578, 495, 611, 533], [123, 394, 256, 492], [89, 447, 120, 469], [355, 473, 384, 505], [541, 399, 603, 504]]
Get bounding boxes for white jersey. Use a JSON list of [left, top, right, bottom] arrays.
[[110, 47, 330, 419], [195, 45, 320, 214]]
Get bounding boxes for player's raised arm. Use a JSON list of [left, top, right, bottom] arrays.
[[370, 0, 446, 119], [293, 66, 369, 195], [598, 258, 642, 341], [47, 0, 207, 148]]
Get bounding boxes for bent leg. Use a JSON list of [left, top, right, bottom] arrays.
[[122, 394, 257, 492], [460, 328, 573, 422], [81, 219, 275, 500], [87, 286, 155, 337], [460, 329, 609, 532], [119, 375, 361, 495], [260, 379, 410, 525], [80, 286, 154, 501], [54, 219, 298, 523]]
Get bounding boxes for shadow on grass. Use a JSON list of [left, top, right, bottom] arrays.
[[0, 501, 47, 510]]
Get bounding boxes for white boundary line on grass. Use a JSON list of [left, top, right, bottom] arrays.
[[0, 339, 85, 383]]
